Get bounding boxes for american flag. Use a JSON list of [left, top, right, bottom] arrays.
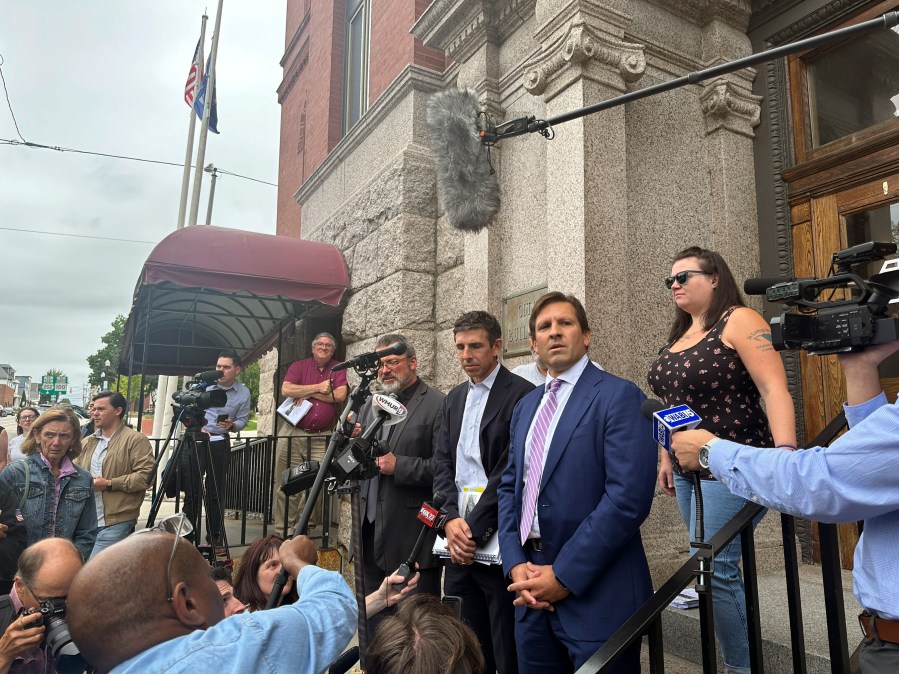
[[184, 38, 203, 107]]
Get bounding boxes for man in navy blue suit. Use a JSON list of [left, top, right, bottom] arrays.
[[497, 292, 657, 673]]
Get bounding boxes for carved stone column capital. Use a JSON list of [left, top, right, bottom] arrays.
[[523, 21, 645, 100], [700, 78, 762, 137]]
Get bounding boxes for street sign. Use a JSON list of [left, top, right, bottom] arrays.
[[39, 375, 68, 395]]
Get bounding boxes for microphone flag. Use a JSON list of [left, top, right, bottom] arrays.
[[652, 404, 702, 453]]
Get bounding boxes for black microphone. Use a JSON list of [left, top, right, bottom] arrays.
[[426, 88, 500, 233], [743, 276, 803, 295], [392, 491, 447, 590], [194, 370, 225, 383], [331, 342, 408, 372]]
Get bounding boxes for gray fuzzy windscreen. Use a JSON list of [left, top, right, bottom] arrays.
[[426, 88, 500, 233]]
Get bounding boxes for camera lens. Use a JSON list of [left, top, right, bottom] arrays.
[[44, 617, 88, 674]]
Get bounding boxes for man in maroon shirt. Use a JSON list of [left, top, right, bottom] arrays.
[[274, 332, 348, 534]]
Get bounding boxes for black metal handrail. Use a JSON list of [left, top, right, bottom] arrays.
[[578, 411, 850, 673]]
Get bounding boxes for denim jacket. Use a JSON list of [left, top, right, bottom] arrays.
[[0, 453, 97, 561]]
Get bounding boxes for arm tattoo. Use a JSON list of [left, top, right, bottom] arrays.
[[748, 329, 774, 351]]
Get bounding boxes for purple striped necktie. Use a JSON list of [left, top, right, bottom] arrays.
[[520, 377, 562, 544]]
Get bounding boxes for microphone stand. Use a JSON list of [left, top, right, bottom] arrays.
[[264, 366, 380, 610], [481, 12, 899, 144]]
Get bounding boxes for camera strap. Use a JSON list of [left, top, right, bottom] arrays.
[[0, 595, 15, 632]]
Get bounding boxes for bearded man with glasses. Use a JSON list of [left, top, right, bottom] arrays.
[[274, 332, 348, 534], [355, 333, 446, 644]]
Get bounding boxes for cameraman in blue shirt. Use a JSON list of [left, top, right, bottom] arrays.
[[672, 342, 899, 673]]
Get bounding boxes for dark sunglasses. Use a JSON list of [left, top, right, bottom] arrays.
[[665, 270, 712, 290]]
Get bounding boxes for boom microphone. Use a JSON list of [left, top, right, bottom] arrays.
[[331, 342, 407, 372], [392, 491, 447, 590], [426, 88, 500, 233]]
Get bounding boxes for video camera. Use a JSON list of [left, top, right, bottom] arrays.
[[171, 370, 228, 431], [279, 393, 407, 497], [19, 597, 87, 673], [745, 241, 899, 355]]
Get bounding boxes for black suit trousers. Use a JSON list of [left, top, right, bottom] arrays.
[[444, 561, 519, 674]]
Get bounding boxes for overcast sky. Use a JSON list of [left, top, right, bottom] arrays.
[[1, 1, 286, 402]]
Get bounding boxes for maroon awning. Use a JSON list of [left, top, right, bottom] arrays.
[[119, 226, 348, 376]]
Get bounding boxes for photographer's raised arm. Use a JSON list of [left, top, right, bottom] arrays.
[[838, 341, 899, 406]]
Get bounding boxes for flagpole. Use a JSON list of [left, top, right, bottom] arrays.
[[176, 14, 207, 232], [154, 13, 208, 441], [188, 0, 224, 227]]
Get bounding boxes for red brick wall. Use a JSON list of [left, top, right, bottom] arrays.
[[0, 385, 13, 407], [369, 0, 445, 103], [277, 2, 347, 237], [277, 1, 446, 237]]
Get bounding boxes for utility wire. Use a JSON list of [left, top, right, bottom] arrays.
[[0, 54, 26, 142], [0, 137, 278, 186], [0, 53, 276, 187], [217, 168, 277, 187], [0, 226, 157, 245]]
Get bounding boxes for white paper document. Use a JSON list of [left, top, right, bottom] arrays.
[[277, 397, 312, 427], [432, 487, 502, 565]]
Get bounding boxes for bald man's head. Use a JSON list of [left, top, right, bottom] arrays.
[[68, 533, 224, 673], [13, 538, 82, 610]]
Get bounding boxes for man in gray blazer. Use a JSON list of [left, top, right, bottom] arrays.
[[357, 333, 445, 640]]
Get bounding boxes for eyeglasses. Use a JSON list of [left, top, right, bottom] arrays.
[[379, 357, 408, 370], [312, 342, 335, 349], [23, 581, 66, 606], [664, 270, 712, 290], [131, 513, 193, 602], [18, 415, 37, 422]]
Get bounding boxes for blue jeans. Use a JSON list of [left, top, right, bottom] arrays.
[[90, 520, 136, 559], [674, 474, 765, 674]]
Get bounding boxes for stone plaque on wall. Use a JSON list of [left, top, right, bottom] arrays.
[[502, 286, 547, 358]]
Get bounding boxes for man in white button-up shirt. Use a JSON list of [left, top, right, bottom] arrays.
[[434, 311, 534, 674]]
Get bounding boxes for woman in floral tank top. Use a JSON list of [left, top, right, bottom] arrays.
[[648, 247, 796, 674]]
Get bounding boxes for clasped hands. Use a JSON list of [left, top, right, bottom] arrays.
[[508, 562, 570, 611], [444, 518, 476, 566]]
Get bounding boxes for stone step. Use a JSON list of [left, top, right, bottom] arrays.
[[661, 565, 861, 673]]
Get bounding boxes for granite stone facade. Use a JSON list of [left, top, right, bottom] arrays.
[[268, 0, 791, 583]]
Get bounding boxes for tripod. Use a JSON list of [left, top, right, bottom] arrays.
[[146, 408, 230, 563]]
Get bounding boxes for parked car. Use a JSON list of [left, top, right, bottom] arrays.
[[38, 403, 91, 428]]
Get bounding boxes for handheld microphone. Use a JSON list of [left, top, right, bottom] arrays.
[[426, 88, 500, 233], [331, 342, 407, 372], [194, 370, 225, 383], [642, 400, 709, 547], [333, 394, 408, 481], [640, 399, 702, 454], [392, 491, 447, 590]]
